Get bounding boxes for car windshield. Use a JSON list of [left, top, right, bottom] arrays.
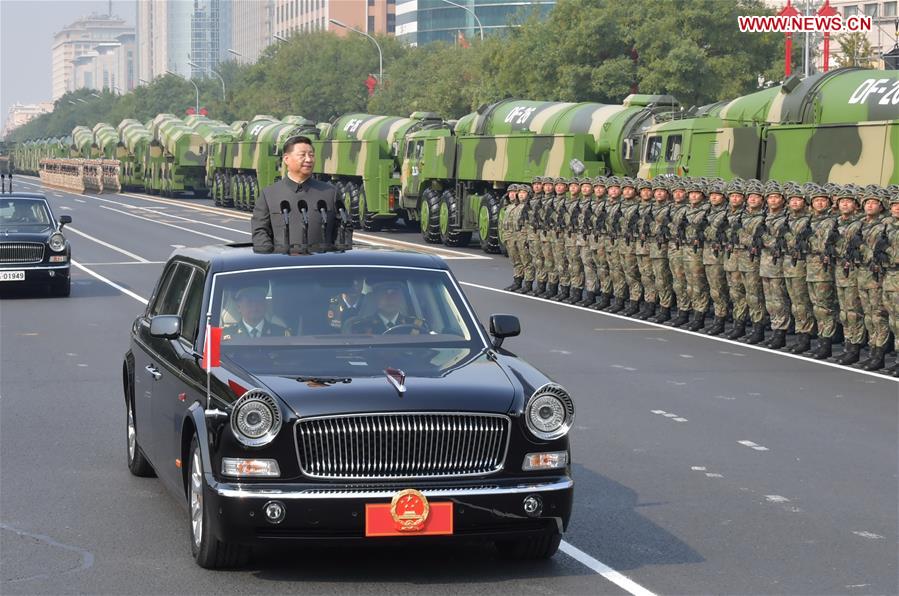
[[207, 265, 486, 376], [0, 199, 52, 226]]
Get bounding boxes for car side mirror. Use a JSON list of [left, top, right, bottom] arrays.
[[489, 314, 520, 349], [59, 215, 72, 228], [150, 315, 181, 339]]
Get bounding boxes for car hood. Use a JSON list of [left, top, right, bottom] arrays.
[[252, 353, 516, 418], [0, 226, 53, 241]]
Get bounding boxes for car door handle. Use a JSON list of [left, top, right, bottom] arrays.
[[144, 364, 162, 380]]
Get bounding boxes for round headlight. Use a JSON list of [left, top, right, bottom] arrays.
[[230, 390, 282, 447], [525, 383, 574, 441], [48, 233, 66, 252]]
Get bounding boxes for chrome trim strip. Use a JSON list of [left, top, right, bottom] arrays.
[[0, 264, 68, 271], [211, 478, 573, 500]]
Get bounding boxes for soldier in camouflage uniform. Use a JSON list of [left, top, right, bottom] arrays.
[[736, 180, 768, 344], [618, 178, 643, 316], [589, 177, 612, 309], [603, 178, 628, 313], [576, 178, 597, 306], [833, 185, 867, 365], [538, 178, 559, 298], [550, 177, 571, 301], [882, 190, 899, 376], [804, 184, 840, 359], [502, 185, 523, 291], [760, 181, 792, 349], [634, 178, 657, 320], [563, 179, 585, 304], [647, 176, 674, 323], [526, 177, 547, 296], [666, 178, 692, 327], [780, 183, 815, 353], [701, 179, 730, 335], [724, 179, 748, 339], [855, 186, 891, 371], [682, 178, 711, 331], [515, 184, 535, 294]]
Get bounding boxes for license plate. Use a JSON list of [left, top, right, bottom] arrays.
[[0, 271, 25, 282], [365, 495, 453, 537]]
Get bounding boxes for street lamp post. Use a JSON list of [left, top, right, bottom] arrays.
[[438, 0, 484, 41], [189, 60, 226, 101], [329, 18, 382, 88], [273, 34, 288, 43], [167, 69, 199, 114], [226, 48, 243, 59]]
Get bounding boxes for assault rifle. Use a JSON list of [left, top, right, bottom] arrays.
[[771, 219, 788, 265], [656, 208, 672, 249], [593, 205, 607, 242], [674, 214, 688, 249], [609, 208, 623, 243], [625, 210, 640, 246], [871, 228, 889, 282], [712, 218, 728, 258], [843, 227, 863, 276], [582, 201, 594, 240], [789, 217, 813, 266], [749, 222, 766, 262], [725, 216, 741, 258], [822, 225, 839, 273], [639, 206, 653, 244], [691, 216, 708, 253]]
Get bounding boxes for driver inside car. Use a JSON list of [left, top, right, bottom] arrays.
[[346, 281, 429, 335]]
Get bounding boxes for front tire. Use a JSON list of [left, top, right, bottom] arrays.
[[126, 395, 154, 477], [439, 190, 472, 247], [420, 188, 442, 243], [478, 192, 502, 254], [496, 532, 562, 560], [188, 437, 249, 569]]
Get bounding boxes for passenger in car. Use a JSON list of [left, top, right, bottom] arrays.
[[327, 278, 364, 330], [222, 285, 291, 340]]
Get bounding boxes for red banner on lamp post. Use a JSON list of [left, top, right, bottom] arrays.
[[778, 1, 801, 76]]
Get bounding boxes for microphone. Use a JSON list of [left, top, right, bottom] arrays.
[[297, 200, 308, 225], [279, 200, 291, 254], [335, 200, 350, 250], [316, 200, 328, 249], [293, 200, 309, 255]]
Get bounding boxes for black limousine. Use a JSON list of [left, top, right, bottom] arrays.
[[124, 244, 574, 568], [0, 192, 72, 296]]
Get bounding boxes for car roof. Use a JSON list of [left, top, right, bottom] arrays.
[[173, 243, 450, 275], [0, 192, 48, 201]]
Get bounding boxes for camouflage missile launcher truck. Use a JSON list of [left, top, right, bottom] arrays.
[[206, 114, 319, 209], [92, 123, 119, 160], [638, 67, 899, 185], [116, 119, 152, 189], [314, 112, 449, 231], [71, 126, 98, 159], [146, 114, 208, 197], [401, 95, 678, 249], [181, 114, 239, 198]]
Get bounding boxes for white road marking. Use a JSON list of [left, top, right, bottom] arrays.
[[651, 410, 666, 415], [549, 349, 572, 355], [77, 364, 88, 367], [713, 395, 737, 401], [705, 473, 723, 478], [679, 353, 693, 358], [663, 413, 678, 418], [171, 244, 185, 248], [765, 495, 790, 503], [98, 205, 233, 242], [652, 410, 688, 422], [74, 199, 86, 203], [672, 417, 688, 422], [71, 260, 148, 305], [458, 281, 899, 383], [65, 226, 149, 262], [80, 261, 166, 266], [718, 350, 746, 357], [737, 440, 770, 452], [851, 531, 884, 540], [558, 541, 658, 596], [54, 193, 64, 197], [58, 205, 73, 210], [666, 380, 687, 386], [691, 466, 706, 471], [610, 364, 637, 371]]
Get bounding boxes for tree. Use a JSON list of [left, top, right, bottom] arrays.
[[836, 32, 875, 68]]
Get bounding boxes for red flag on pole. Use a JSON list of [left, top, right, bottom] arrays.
[[778, 1, 801, 77], [202, 325, 222, 370], [457, 30, 470, 49], [365, 74, 377, 97], [817, 0, 838, 72]]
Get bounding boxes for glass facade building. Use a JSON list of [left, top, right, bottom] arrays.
[[396, 0, 554, 46]]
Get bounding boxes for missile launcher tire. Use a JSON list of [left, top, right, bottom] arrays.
[[478, 192, 502, 254], [356, 186, 381, 232], [420, 188, 443, 244], [439, 190, 473, 247]]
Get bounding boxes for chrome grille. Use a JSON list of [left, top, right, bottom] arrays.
[[0, 242, 44, 264], [295, 413, 510, 480]]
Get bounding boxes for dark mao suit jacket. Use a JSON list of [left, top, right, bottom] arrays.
[[252, 176, 339, 253]]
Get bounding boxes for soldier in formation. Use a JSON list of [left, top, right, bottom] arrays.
[[499, 175, 898, 374]]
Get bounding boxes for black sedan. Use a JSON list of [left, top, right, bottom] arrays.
[[124, 244, 574, 568], [0, 192, 72, 296]]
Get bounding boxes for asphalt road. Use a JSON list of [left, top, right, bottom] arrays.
[[2, 176, 897, 595]]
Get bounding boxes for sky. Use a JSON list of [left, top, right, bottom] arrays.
[[0, 0, 137, 132]]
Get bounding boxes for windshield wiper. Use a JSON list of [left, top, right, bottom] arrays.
[[295, 376, 352, 385]]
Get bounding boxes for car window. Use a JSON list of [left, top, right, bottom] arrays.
[[157, 263, 193, 316], [0, 199, 52, 225], [149, 263, 178, 316], [179, 268, 205, 345], [645, 136, 663, 163]]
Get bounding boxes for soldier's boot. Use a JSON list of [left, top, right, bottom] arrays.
[[668, 309, 691, 327], [576, 290, 595, 307], [765, 329, 787, 349], [704, 316, 727, 336], [504, 277, 523, 291], [889, 360, 899, 377], [566, 288, 583, 305], [832, 324, 844, 344], [835, 342, 861, 365], [514, 279, 532, 294], [859, 346, 886, 371], [531, 281, 546, 297], [742, 322, 766, 345], [649, 306, 671, 324], [622, 300, 641, 317], [634, 301, 655, 320], [604, 296, 625, 313], [539, 282, 557, 299], [811, 337, 833, 359], [551, 285, 569, 302], [591, 292, 611, 310], [785, 333, 811, 354], [687, 310, 706, 332], [726, 318, 748, 340]]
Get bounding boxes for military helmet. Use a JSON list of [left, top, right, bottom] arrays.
[[803, 182, 827, 201], [685, 177, 706, 194], [782, 182, 804, 199], [620, 177, 635, 189], [745, 179, 765, 195], [553, 176, 567, 185], [593, 176, 607, 186], [763, 180, 783, 196], [726, 178, 745, 195], [861, 184, 882, 199], [636, 178, 652, 191], [606, 176, 621, 187], [532, 176, 542, 184], [669, 176, 687, 192], [834, 184, 860, 203], [707, 179, 727, 195], [651, 177, 669, 191]]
